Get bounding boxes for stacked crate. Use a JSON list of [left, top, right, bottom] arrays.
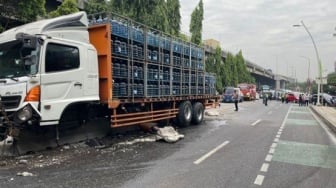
[[89, 13, 216, 99]]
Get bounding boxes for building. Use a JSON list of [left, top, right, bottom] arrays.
[[203, 39, 220, 49]]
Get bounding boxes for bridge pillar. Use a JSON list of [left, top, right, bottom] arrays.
[[275, 79, 280, 90]]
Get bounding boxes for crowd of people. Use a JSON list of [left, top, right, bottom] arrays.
[[298, 93, 309, 106]]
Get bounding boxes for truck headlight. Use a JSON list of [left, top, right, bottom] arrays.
[[16, 105, 33, 122]]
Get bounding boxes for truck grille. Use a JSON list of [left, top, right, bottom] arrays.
[[0, 96, 22, 109]]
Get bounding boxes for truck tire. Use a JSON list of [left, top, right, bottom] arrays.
[[176, 101, 192, 127], [191, 102, 204, 125]]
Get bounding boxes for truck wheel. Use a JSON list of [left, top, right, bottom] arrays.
[[191, 102, 204, 125], [176, 101, 192, 127]]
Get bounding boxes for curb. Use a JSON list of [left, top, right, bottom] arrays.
[[310, 106, 336, 134]]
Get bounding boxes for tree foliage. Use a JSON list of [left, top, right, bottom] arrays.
[[49, 0, 79, 18], [107, 0, 180, 35], [206, 48, 255, 92], [166, 0, 181, 36], [205, 47, 224, 92], [236, 50, 255, 83], [327, 72, 336, 86], [84, 0, 108, 14], [189, 0, 203, 45], [0, 0, 46, 30]]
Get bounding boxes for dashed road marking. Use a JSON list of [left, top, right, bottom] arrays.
[[254, 175, 265, 185], [193, 140, 230, 165], [265, 154, 273, 162], [251, 119, 262, 126], [271, 143, 277, 148], [260, 163, 269, 172], [253, 105, 292, 186]]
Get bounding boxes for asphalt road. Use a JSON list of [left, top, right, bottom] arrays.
[[1, 100, 336, 188]]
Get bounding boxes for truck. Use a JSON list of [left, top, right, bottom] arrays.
[[0, 12, 219, 154], [237, 83, 256, 101]]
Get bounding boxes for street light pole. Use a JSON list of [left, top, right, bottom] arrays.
[[293, 20, 323, 105], [300, 56, 311, 95]]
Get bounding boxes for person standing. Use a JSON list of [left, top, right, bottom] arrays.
[[299, 94, 303, 106], [263, 93, 268, 106], [232, 90, 239, 111]]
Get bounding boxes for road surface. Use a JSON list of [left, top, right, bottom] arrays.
[[0, 100, 335, 188]]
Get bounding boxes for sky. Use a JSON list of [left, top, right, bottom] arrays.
[[180, 0, 336, 82]]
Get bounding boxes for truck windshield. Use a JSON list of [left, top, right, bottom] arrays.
[[0, 40, 39, 79]]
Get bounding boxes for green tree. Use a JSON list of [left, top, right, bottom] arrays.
[[84, 0, 108, 15], [189, 0, 203, 45], [108, 0, 169, 33], [149, 1, 168, 32], [179, 33, 190, 41], [107, 0, 128, 15], [225, 52, 237, 86], [221, 55, 230, 87], [0, 0, 46, 30], [235, 50, 254, 83], [49, 0, 79, 18], [17, 0, 46, 21], [206, 47, 225, 92], [327, 72, 336, 86], [166, 0, 181, 36]]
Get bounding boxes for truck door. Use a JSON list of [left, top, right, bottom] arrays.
[[39, 42, 85, 125]]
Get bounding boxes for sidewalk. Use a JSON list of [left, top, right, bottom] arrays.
[[310, 105, 336, 134]]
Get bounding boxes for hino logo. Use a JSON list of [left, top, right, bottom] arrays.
[[4, 91, 23, 95]]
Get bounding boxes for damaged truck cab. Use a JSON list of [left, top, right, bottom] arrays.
[[0, 12, 100, 146]]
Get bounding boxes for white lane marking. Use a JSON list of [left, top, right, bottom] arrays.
[[309, 108, 336, 145], [268, 111, 273, 115], [193, 141, 230, 165], [280, 105, 292, 128], [254, 175, 265, 185], [276, 135, 280, 138], [251, 119, 262, 126], [271, 143, 277, 148], [260, 163, 269, 172], [253, 105, 292, 186], [265, 154, 273, 162]]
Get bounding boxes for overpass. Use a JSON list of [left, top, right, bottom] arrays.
[[204, 46, 295, 90]]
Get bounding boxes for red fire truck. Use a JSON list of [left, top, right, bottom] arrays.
[[237, 83, 256, 101]]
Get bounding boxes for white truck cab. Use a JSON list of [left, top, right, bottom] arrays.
[[0, 12, 99, 131]]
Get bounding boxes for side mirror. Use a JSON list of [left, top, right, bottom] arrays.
[[15, 33, 37, 50]]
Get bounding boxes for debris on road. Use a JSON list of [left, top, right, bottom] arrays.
[[117, 126, 184, 145], [118, 136, 158, 145], [155, 126, 184, 143], [205, 109, 220, 116], [18, 159, 28, 165], [17, 172, 35, 177]]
